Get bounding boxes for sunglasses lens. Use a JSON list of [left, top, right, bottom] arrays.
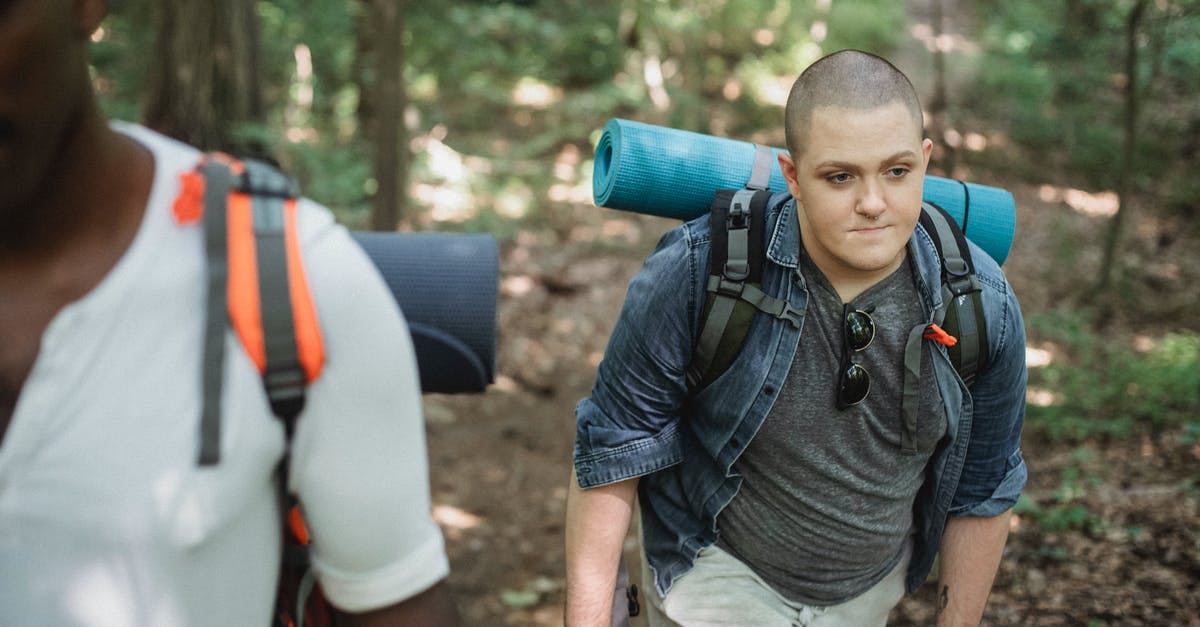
[[839, 363, 870, 407], [844, 310, 875, 351]]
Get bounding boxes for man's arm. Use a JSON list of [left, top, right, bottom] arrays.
[[565, 468, 639, 627], [338, 581, 458, 627], [935, 510, 1013, 627]]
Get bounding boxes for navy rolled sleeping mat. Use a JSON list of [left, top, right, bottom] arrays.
[[592, 118, 1016, 265], [351, 232, 498, 394]]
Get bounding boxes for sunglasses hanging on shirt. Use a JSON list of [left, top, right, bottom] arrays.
[[837, 304, 875, 409]]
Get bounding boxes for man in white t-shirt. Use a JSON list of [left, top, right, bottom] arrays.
[[0, 1, 457, 625]]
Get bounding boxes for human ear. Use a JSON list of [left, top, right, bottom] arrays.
[[778, 152, 803, 201], [921, 138, 934, 168]]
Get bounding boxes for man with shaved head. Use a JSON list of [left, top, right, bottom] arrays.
[[566, 50, 1027, 626]]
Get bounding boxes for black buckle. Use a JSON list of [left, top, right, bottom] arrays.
[[264, 366, 307, 421], [238, 160, 299, 198], [946, 273, 979, 298], [726, 201, 749, 230], [714, 277, 745, 298]]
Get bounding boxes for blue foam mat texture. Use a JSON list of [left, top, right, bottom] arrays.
[[593, 118, 1014, 265], [351, 232, 498, 394]]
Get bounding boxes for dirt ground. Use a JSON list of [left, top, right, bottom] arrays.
[[422, 181, 1200, 626]]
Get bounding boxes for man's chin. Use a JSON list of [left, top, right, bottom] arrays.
[[847, 247, 908, 275]]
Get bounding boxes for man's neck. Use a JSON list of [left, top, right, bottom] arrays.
[[814, 252, 907, 304]]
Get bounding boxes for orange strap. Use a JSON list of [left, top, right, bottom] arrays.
[[173, 155, 325, 382], [287, 505, 311, 545]]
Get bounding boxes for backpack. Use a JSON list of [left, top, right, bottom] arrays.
[[172, 153, 333, 627]]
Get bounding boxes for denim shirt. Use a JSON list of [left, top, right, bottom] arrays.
[[573, 193, 1028, 597]]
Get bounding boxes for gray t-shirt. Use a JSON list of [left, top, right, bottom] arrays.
[[716, 250, 947, 606]]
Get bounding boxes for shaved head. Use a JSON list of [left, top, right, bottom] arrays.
[[784, 50, 924, 157]]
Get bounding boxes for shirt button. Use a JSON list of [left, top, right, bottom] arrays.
[[578, 466, 591, 475], [730, 436, 741, 449], [762, 386, 775, 396]]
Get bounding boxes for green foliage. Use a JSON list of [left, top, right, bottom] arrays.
[[91, 0, 1198, 234], [281, 141, 374, 227], [1015, 451, 1104, 534], [91, 0, 155, 122], [967, 0, 1200, 214], [1026, 310, 1200, 442], [821, 1, 906, 54]]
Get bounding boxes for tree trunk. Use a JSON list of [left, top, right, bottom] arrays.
[[928, 0, 957, 175], [1097, 0, 1149, 293], [366, 0, 408, 232], [142, 0, 264, 155]]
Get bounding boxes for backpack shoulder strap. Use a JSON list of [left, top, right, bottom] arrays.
[[687, 145, 802, 390], [896, 202, 990, 454], [918, 201, 989, 385], [687, 196, 801, 390], [179, 153, 334, 626], [186, 153, 325, 465]]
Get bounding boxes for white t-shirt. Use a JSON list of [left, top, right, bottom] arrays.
[[0, 124, 449, 625]]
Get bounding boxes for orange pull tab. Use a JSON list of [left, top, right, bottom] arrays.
[[173, 169, 206, 224], [287, 505, 310, 546], [924, 323, 958, 347]]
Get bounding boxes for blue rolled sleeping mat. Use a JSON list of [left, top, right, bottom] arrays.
[[592, 118, 1015, 265], [351, 232, 498, 394]]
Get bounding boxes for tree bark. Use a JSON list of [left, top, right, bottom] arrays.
[[142, 0, 264, 154], [929, 0, 957, 175], [1097, 0, 1149, 293], [365, 0, 408, 232]]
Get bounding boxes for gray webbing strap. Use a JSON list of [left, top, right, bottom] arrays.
[[746, 144, 774, 191], [689, 275, 803, 388], [296, 567, 317, 627], [900, 324, 925, 455], [924, 205, 970, 277], [723, 190, 756, 280], [198, 161, 236, 466], [242, 160, 306, 423], [689, 294, 738, 388], [715, 279, 802, 328], [744, 144, 772, 189]]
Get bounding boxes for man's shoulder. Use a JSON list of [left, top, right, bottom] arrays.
[[965, 238, 1016, 301], [111, 121, 201, 170]]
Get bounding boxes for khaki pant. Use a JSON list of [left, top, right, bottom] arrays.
[[639, 541, 910, 627]]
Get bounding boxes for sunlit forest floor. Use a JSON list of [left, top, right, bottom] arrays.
[[413, 2, 1198, 623]]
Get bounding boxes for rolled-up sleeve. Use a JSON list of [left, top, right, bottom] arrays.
[[573, 225, 701, 489], [950, 277, 1028, 517]]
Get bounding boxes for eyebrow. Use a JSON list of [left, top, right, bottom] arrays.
[[814, 150, 919, 171]]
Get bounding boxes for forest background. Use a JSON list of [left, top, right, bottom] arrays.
[[94, 0, 1198, 624]]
